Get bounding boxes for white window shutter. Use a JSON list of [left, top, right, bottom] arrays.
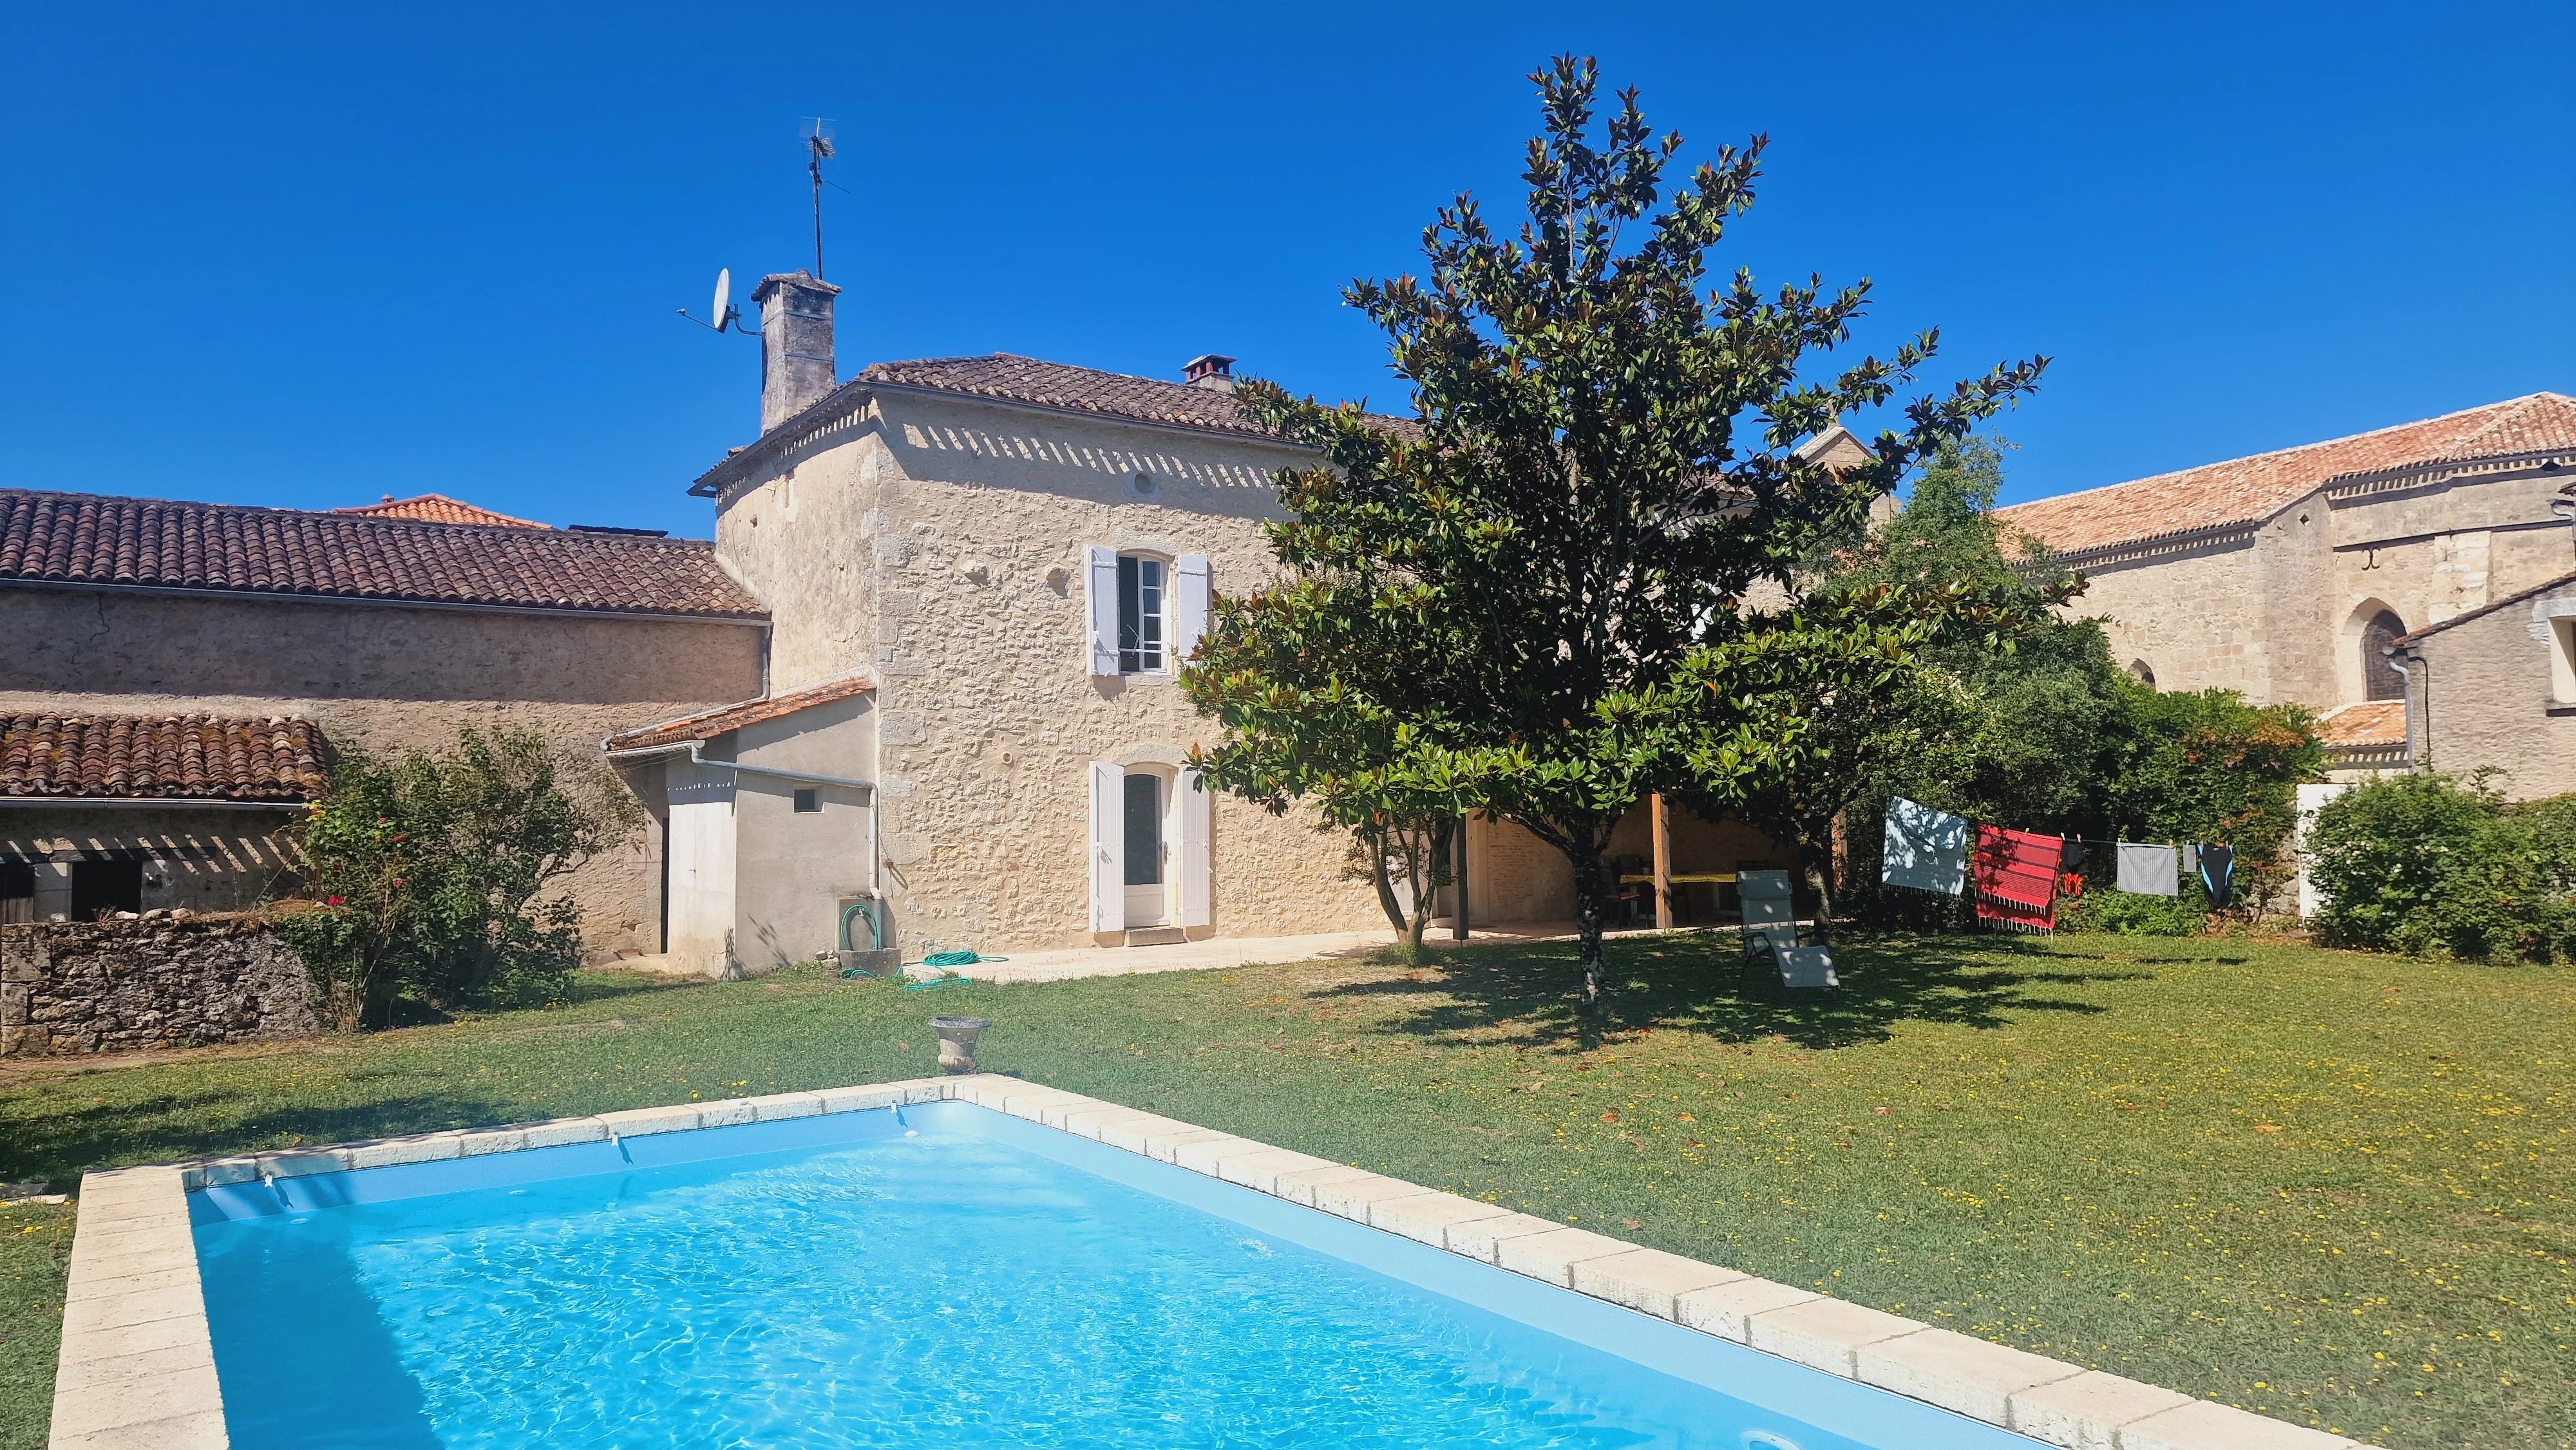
[[1175, 767, 1211, 927], [1172, 553, 1210, 668], [1089, 760, 1126, 932], [1084, 545, 1119, 676]]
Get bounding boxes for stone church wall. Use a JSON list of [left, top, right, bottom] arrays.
[[2407, 585, 2576, 801]]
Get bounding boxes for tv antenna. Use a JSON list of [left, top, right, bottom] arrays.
[[676, 267, 750, 334], [804, 118, 836, 279]]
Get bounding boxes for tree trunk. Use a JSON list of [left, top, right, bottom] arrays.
[[1803, 856, 1835, 946], [1566, 834, 1607, 1010], [1405, 820, 1455, 957], [1365, 830, 1408, 937]]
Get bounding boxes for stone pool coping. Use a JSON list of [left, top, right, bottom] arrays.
[[53, 1075, 2362, 1450]]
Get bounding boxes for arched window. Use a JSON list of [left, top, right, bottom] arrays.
[[2127, 659, 2156, 688], [2362, 610, 2407, 700]]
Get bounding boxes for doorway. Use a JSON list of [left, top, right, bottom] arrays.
[[71, 859, 143, 920], [1122, 771, 1169, 926]]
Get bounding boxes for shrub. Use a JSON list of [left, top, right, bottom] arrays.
[[2308, 773, 2573, 961], [2058, 880, 2204, 936], [276, 730, 641, 1029]]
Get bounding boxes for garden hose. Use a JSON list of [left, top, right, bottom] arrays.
[[899, 948, 1007, 991], [838, 899, 885, 952]]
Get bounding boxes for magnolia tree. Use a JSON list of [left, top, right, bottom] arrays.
[[1186, 57, 2048, 1006]]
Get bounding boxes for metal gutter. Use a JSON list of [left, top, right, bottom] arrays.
[[601, 739, 874, 800], [0, 797, 307, 810]]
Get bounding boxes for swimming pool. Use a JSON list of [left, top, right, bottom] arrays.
[[180, 1096, 2044, 1449]]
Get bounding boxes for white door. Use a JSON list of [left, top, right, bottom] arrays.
[[1088, 761, 1125, 932], [1122, 771, 1169, 926]]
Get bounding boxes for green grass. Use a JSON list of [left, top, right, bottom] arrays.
[[1, 932, 2568, 1449]]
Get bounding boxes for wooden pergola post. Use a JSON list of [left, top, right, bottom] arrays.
[[1651, 792, 1674, 931]]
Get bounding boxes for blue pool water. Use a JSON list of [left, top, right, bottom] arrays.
[[191, 1101, 2032, 1448]]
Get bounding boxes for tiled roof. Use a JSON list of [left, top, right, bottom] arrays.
[[1, 713, 329, 801], [1996, 393, 2576, 558], [860, 354, 1278, 437], [0, 489, 765, 621], [603, 674, 875, 753], [859, 353, 1423, 441], [2396, 567, 2576, 646], [334, 493, 549, 529], [2316, 701, 2406, 749]]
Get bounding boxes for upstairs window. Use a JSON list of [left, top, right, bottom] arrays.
[[1118, 555, 1166, 673], [1086, 547, 1209, 679], [2362, 610, 2407, 701]]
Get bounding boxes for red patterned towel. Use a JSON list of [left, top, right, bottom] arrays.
[[1973, 825, 2061, 932]]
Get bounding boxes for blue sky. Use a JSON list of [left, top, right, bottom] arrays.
[[3, 3, 2568, 538]]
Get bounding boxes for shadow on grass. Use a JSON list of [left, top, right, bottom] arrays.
[[0, 1089, 533, 1192], [1319, 930, 2149, 1053]]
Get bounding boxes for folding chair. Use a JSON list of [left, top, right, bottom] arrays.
[[1736, 869, 1839, 992]]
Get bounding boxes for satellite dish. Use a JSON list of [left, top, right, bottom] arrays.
[[712, 268, 733, 332]]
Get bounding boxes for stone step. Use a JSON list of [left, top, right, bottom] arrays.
[[1124, 927, 1188, 947]]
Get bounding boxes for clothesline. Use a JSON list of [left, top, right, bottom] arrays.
[[1880, 798, 2239, 930]]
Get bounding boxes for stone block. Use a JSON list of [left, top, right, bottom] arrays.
[[2117, 1400, 2358, 1450], [56, 1313, 209, 1365], [696, 1098, 757, 1129], [1444, 1210, 1567, 1265], [1855, 1326, 2084, 1424], [182, 1156, 260, 1190], [1033, 1093, 1118, 1130], [595, 1105, 704, 1138], [256, 1146, 352, 1178], [52, 1339, 216, 1395], [46, 1352, 222, 1439], [1215, 1147, 1337, 1194], [455, 1127, 530, 1157], [1058, 1105, 1158, 1142], [521, 1116, 609, 1149], [59, 1284, 204, 1337], [1090, 1112, 1196, 1154], [1571, 1247, 1745, 1319], [1747, 1297, 1922, 1375], [1367, 1192, 1515, 1247], [66, 1261, 198, 1300], [998, 1085, 1093, 1122], [816, 1082, 913, 1114], [1495, 1227, 1635, 1287], [746, 1091, 825, 1122], [1310, 1173, 1433, 1223], [1674, 1277, 1821, 1342], [50, 1408, 230, 1450], [1267, 1162, 1377, 1208], [945, 1075, 1016, 1109], [1143, 1127, 1233, 1163], [2007, 1370, 2197, 1450], [1170, 1133, 1271, 1177], [344, 1131, 467, 1168]]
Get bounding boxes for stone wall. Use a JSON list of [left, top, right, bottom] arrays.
[[0, 587, 769, 958], [0, 914, 316, 1056], [2407, 582, 2576, 802]]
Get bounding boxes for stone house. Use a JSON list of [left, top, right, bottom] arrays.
[[1994, 393, 2576, 789], [628, 272, 1393, 973], [2388, 567, 2576, 799], [0, 713, 325, 922], [0, 490, 769, 952]]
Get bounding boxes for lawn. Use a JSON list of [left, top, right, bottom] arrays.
[[2, 931, 2567, 1449]]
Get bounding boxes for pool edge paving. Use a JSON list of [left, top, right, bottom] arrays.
[[50, 1073, 2365, 1450]]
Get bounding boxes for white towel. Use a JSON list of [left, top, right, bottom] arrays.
[[2116, 842, 2179, 896], [1883, 798, 1969, 896]]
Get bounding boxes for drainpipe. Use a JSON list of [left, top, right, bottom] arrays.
[[2385, 650, 2423, 772]]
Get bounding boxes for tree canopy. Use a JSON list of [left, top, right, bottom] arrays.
[[1186, 57, 2048, 1004]]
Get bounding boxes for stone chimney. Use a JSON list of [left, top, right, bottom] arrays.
[[1182, 354, 1237, 391], [754, 271, 841, 432]]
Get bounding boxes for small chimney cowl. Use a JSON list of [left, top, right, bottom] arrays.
[[754, 270, 843, 433], [1182, 353, 1237, 391]]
